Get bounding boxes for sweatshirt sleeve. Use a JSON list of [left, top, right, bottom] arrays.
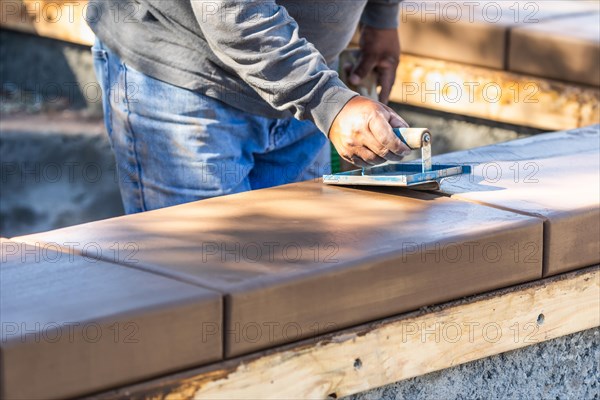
[[360, 0, 402, 29], [190, 1, 358, 135]]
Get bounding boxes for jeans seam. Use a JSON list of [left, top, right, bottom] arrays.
[[270, 119, 287, 151], [104, 57, 112, 138], [122, 63, 148, 212], [92, 47, 112, 138]]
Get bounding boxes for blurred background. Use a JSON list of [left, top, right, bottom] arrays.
[[1, 0, 599, 237]]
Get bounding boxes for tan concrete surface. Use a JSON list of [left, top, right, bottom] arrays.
[[0, 239, 222, 399], [434, 125, 600, 276], [17, 183, 543, 357]]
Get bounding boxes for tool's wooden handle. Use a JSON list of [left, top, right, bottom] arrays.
[[393, 128, 431, 149]]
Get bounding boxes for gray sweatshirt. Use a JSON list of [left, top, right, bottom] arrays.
[[88, 0, 401, 134]]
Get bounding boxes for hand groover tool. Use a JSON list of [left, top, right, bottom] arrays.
[[323, 128, 470, 190]]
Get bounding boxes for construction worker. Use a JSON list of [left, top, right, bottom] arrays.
[[89, 0, 410, 213]]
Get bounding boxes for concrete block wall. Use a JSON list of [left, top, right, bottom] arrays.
[[350, 328, 599, 400]]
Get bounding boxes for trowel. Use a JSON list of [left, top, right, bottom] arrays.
[[323, 128, 470, 190]]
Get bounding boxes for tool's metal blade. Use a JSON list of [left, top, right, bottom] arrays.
[[323, 164, 470, 187], [405, 180, 440, 191]]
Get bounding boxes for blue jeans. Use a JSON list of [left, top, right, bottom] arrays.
[[92, 40, 330, 214]]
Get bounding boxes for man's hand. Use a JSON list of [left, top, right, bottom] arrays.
[[349, 26, 400, 104], [329, 96, 410, 167]]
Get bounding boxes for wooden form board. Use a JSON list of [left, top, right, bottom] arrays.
[[0, 239, 223, 400], [89, 266, 600, 400], [433, 125, 600, 276], [0, 0, 95, 45], [15, 184, 543, 358], [390, 54, 600, 130]]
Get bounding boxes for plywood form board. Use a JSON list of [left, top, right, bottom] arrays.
[[399, 0, 600, 69], [0, 0, 95, 45], [0, 239, 223, 399], [433, 126, 600, 276], [509, 13, 600, 86], [390, 54, 600, 130], [17, 183, 543, 357], [92, 266, 600, 400]]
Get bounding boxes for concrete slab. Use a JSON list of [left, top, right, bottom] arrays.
[[17, 183, 543, 357], [399, 0, 599, 69], [509, 13, 600, 86], [0, 239, 222, 399], [433, 125, 600, 276]]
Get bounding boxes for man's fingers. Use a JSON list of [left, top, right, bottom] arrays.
[[377, 68, 395, 104], [328, 96, 412, 169], [361, 130, 405, 162], [353, 147, 387, 166], [369, 111, 411, 157], [342, 147, 386, 167], [349, 54, 377, 86], [383, 104, 409, 128]]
